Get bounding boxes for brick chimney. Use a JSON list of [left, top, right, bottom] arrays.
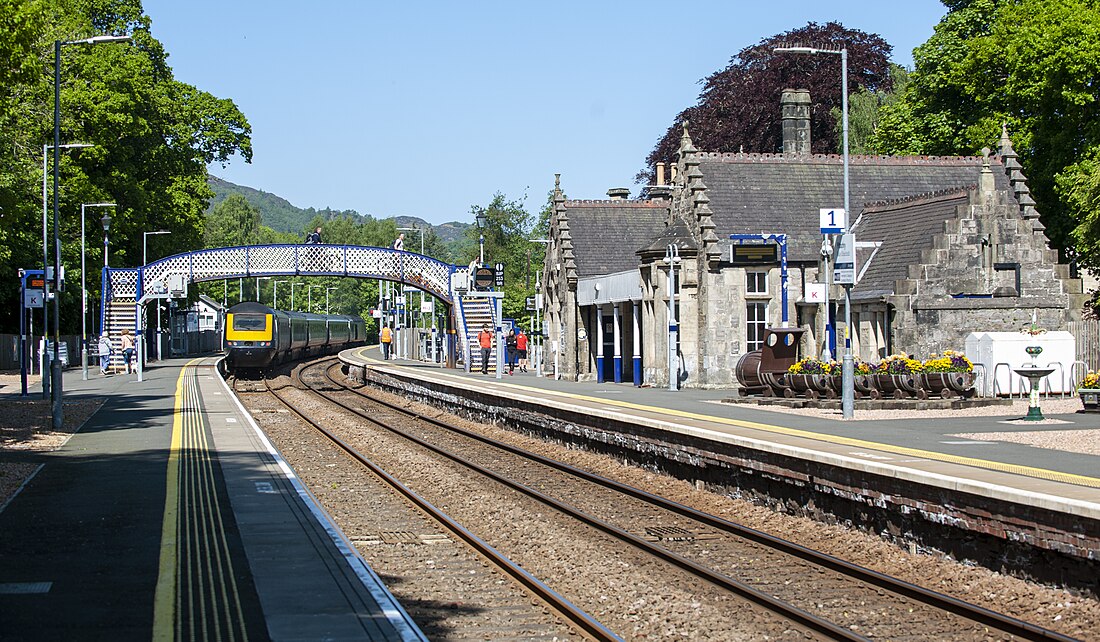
[[781, 89, 811, 154]]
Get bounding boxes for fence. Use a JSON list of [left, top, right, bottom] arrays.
[[1068, 320, 1100, 376], [0, 334, 81, 372]]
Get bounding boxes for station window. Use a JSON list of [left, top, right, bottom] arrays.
[[746, 302, 768, 351], [746, 270, 768, 295]]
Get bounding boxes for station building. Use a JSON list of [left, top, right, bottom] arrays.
[[540, 91, 1088, 388]]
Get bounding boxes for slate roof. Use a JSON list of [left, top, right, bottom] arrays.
[[849, 190, 972, 300], [562, 200, 668, 278], [698, 153, 1012, 262]]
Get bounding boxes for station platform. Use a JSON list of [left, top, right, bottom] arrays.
[[0, 357, 425, 641], [343, 346, 1100, 590]]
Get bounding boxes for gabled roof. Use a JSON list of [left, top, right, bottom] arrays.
[[562, 200, 668, 278], [697, 153, 1011, 262], [850, 190, 972, 300]]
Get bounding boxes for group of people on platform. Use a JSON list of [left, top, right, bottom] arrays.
[[477, 324, 528, 375], [97, 328, 136, 375]]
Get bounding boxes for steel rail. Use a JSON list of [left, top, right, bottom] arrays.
[[261, 366, 621, 642], [325, 362, 1081, 642], [303, 361, 858, 641]]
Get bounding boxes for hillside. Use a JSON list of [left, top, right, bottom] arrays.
[[206, 175, 468, 243]]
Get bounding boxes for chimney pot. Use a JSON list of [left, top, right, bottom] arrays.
[[656, 162, 666, 186], [781, 88, 812, 154]]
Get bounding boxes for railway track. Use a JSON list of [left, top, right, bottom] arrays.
[[249, 362, 613, 641], [296, 358, 1079, 642]]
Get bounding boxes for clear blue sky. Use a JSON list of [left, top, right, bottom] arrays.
[[142, 0, 947, 227]]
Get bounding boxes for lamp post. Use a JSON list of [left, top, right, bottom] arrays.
[[664, 244, 681, 391], [290, 282, 299, 311], [308, 285, 321, 313], [51, 33, 131, 429], [80, 203, 115, 380], [143, 229, 170, 361], [255, 276, 270, 304], [275, 280, 289, 309], [529, 238, 551, 376], [41, 143, 92, 398], [475, 211, 487, 265], [774, 43, 852, 418], [326, 286, 337, 314]]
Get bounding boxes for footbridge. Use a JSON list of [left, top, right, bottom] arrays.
[[99, 243, 495, 370]]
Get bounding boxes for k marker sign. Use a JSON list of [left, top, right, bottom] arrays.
[[819, 208, 846, 234]]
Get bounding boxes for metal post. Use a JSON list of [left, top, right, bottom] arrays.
[[51, 39, 63, 429], [665, 244, 680, 391], [839, 47, 854, 420], [41, 145, 49, 400]]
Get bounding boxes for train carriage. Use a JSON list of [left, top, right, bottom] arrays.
[[225, 302, 365, 373]]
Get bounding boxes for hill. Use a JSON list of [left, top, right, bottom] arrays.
[[206, 175, 469, 243]]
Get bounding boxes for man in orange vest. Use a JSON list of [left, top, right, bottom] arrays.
[[380, 324, 393, 360], [477, 324, 494, 374]]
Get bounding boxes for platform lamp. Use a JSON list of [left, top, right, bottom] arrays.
[[475, 210, 487, 266], [50, 33, 131, 429], [275, 280, 289, 309], [143, 229, 170, 362], [80, 203, 115, 380], [326, 286, 337, 314], [774, 43, 853, 419]]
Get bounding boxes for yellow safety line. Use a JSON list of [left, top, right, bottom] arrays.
[[368, 357, 1100, 490], [153, 358, 203, 640]]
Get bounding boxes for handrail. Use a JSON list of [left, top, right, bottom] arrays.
[[992, 362, 1016, 397], [971, 362, 988, 398], [1069, 360, 1089, 388]]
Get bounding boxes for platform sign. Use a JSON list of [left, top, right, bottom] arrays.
[[833, 233, 857, 284], [24, 289, 44, 308], [474, 267, 495, 290], [820, 208, 846, 234], [493, 262, 505, 287], [804, 282, 826, 303]]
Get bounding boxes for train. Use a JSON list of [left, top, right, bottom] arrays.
[[223, 301, 367, 372]]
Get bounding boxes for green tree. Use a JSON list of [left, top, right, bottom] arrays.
[[468, 193, 536, 320], [0, 0, 252, 333], [205, 194, 261, 247], [870, 0, 1100, 258]]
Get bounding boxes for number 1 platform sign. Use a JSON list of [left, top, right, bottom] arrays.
[[819, 208, 846, 235]]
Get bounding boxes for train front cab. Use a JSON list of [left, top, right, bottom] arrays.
[[226, 304, 277, 368]]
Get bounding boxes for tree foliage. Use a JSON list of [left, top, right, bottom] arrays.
[[0, 0, 252, 333], [869, 0, 1100, 260], [466, 193, 543, 321], [637, 22, 892, 186]]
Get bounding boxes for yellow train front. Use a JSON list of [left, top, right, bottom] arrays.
[[224, 302, 366, 373]]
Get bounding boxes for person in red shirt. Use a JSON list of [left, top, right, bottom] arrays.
[[516, 328, 529, 373], [477, 324, 494, 374]]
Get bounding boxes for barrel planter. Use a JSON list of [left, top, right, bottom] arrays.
[[921, 371, 976, 399], [1079, 388, 1100, 412], [831, 373, 878, 399], [760, 371, 789, 397], [872, 373, 926, 399], [785, 373, 832, 399]]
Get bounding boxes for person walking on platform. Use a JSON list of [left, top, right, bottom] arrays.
[[505, 328, 518, 375], [380, 324, 393, 360], [516, 328, 529, 373], [477, 324, 494, 374], [121, 328, 136, 374], [98, 332, 113, 375]]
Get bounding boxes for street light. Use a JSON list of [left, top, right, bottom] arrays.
[[475, 211, 487, 265], [774, 43, 853, 418], [41, 142, 92, 398], [290, 282, 299, 311], [51, 33, 131, 429], [326, 286, 337, 314], [275, 280, 289, 309], [308, 285, 321, 313], [142, 229, 170, 362], [80, 203, 115, 380], [255, 276, 270, 304]]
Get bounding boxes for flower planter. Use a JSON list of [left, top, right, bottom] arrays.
[[872, 373, 926, 399], [921, 372, 976, 399], [784, 373, 832, 399], [1079, 388, 1100, 412], [828, 374, 877, 399]]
